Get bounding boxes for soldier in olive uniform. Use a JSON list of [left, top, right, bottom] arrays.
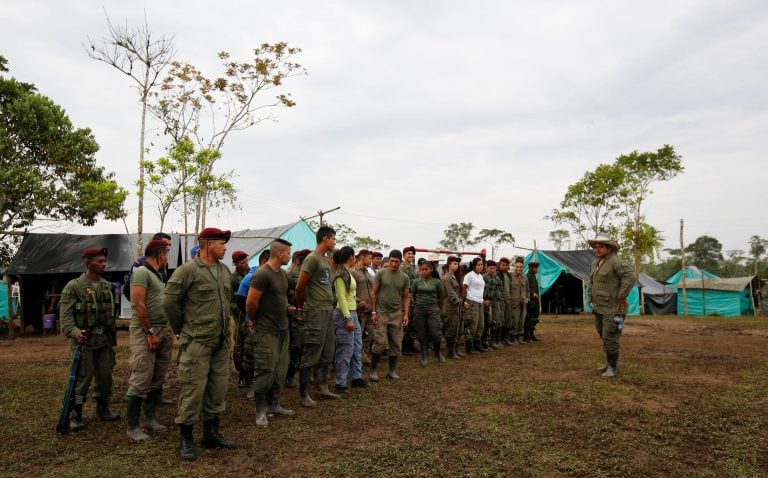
[[441, 256, 463, 359], [588, 237, 635, 378], [525, 261, 541, 342], [60, 247, 120, 432], [509, 258, 530, 345], [400, 246, 418, 355], [230, 250, 250, 384], [285, 249, 310, 388], [483, 260, 505, 349], [164, 227, 236, 460], [350, 249, 375, 363], [497, 258, 513, 345]]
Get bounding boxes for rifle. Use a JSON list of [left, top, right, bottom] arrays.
[[55, 344, 83, 435]]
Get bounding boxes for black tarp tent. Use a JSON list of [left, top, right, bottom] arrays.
[[5, 233, 184, 332], [638, 273, 677, 314]]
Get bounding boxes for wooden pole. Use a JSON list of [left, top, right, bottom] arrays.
[[680, 219, 688, 316], [534, 240, 542, 317], [749, 278, 757, 317], [5, 275, 13, 340]]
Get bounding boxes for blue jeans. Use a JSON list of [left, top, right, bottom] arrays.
[[333, 309, 362, 387]]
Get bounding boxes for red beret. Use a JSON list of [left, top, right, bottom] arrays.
[[144, 240, 168, 256], [82, 247, 108, 259], [296, 249, 312, 259], [371, 251, 383, 258], [528, 261, 540, 267], [486, 260, 497, 267], [356, 249, 372, 258], [402, 246, 416, 254], [446, 255, 459, 263], [231, 250, 248, 263], [197, 227, 231, 242]]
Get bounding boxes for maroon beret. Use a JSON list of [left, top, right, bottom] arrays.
[[144, 240, 168, 256], [486, 260, 497, 267], [528, 261, 540, 267], [402, 246, 416, 254], [499, 257, 511, 264], [356, 249, 372, 258], [446, 255, 460, 263], [371, 251, 383, 258], [231, 250, 248, 263], [82, 247, 108, 259], [197, 227, 231, 242], [296, 249, 312, 259]]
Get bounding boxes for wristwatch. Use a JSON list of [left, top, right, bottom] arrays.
[[143, 327, 160, 335]]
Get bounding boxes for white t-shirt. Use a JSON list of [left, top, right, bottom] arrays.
[[463, 271, 485, 303]]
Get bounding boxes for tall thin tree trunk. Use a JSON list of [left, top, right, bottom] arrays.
[[137, 89, 148, 256]]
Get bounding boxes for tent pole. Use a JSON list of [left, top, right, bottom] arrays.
[[680, 219, 688, 316], [534, 240, 541, 317], [749, 278, 757, 317], [582, 279, 586, 315]]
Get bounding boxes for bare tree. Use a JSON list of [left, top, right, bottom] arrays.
[[85, 11, 175, 253]]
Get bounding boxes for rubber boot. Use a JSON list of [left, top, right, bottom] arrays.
[[267, 389, 295, 417], [285, 364, 298, 388], [141, 390, 168, 433], [387, 356, 400, 379], [467, 341, 478, 355], [255, 395, 269, 427], [370, 353, 380, 382], [518, 334, 527, 345], [126, 396, 150, 442], [158, 386, 175, 405], [70, 401, 85, 432], [201, 417, 236, 449], [531, 327, 541, 341], [420, 346, 429, 366], [299, 368, 317, 407], [602, 353, 619, 378], [240, 367, 254, 390], [316, 366, 340, 399], [455, 340, 466, 358], [502, 327, 513, 345], [447, 339, 460, 359], [476, 340, 487, 353], [96, 397, 120, 422], [433, 342, 446, 363], [492, 329, 503, 348], [178, 424, 197, 460]]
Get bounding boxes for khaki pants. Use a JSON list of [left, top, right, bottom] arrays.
[[73, 343, 115, 401], [127, 326, 173, 397], [464, 301, 483, 341], [595, 313, 622, 356], [250, 330, 290, 399], [442, 304, 461, 340], [300, 309, 335, 369], [372, 311, 404, 357], [511, 303, 526, 336], [175, 340, 230, 425]]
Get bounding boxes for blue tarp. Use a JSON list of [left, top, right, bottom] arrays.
[[0, 283, 7, 321], [671, 276, 756, 317]]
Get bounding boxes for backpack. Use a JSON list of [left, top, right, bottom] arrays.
[[123, 256, 147, 302]]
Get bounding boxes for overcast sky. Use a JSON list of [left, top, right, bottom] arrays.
[[3, 0, 767, 259]]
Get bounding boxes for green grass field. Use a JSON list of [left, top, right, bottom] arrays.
[[1, 314, 766, 477]]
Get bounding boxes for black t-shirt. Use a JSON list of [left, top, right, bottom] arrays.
[[249, 265, 289, 334]]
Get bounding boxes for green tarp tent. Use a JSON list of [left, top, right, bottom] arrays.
[[665, 266, 718, 284], [670, 276, 758, 317], [524, 250, 640, 315], [226, 221, 316, 268]]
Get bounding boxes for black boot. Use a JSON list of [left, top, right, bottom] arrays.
[[178, 424, 197, 460], [96, 397, 120, 421], [158, 386, 175, 405], [201, 417, 236, 449], [602, 353, 619, 378], [69, 402, 85, 432], [142, 390, 168, 433], [455, 340, 466, 358], [420, 346, 429, 366], [285, 364, 298, 388], [493, 329, 503, 348], [255, 395, 269, 427], [447, 339, 460, 359], [299, 367, 317, 407], [387, 356, 400, 379], [531, 327, 541, 341], [477, 340, 488, 353], [433, 342, 446, 363], [467, 341, 478, 355], [239, 367, 254, 390], [370, 353, 381, 381], [126, 396, 150, 442]]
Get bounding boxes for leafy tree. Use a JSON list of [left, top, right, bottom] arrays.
[[151, 44, 305, 230], [686, 235, 723, 273], [349, 236, 390, 252], [439, 222, 478, 252], [140, 139, 236, 234], [548, 229, 571, 250], [748, 235, 767, 275], [473, 228, 514, 260], [547, 163, 625, 247], [86, 12, 175, 253], [305, 221, 356, 245], [0, 56, 127, 264]]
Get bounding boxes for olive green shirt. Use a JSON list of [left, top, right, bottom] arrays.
[[589, 253, 635, 316], [411, 277, 443, 310], [300, 251, 334, 310], [130, 265, 167, 329], [163, 257, 232, 346], [483, 273, 504, 302], [250, 265, 290, 335], [374, 268, 410, 314], [60, 274, 115, 349]]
